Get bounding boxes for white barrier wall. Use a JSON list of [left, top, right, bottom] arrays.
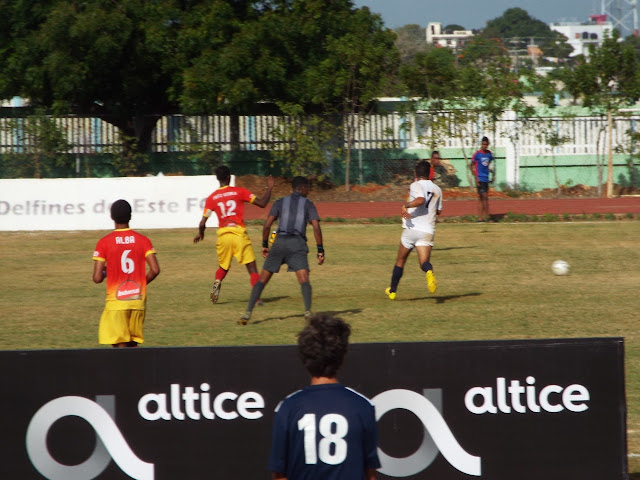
[[0, 175, 223, 231]]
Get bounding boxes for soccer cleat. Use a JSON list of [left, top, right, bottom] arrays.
[[426, 270, 437, 293], [210, 280, 222, 304], [385, 287, 397, 300], [256, 299, 264, 306], [304, 310, 313, 320], [238, 312, 251, 326]]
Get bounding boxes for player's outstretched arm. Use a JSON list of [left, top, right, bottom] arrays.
[[146, 253, 160, 284], [253, 175, 275, 208]]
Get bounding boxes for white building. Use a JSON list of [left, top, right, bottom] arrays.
[[426, 22, 474, 49], [550, 14, 613, 57]]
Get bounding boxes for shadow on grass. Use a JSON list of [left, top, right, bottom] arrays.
[[214, 295, 288, 306], [251, 308, 363, 325], [406, 292, 482, 304], [318, 309, 364, 317], [435, 246, 476, 252], [629, 473, 640, 480], [258, 296, 289, 304]]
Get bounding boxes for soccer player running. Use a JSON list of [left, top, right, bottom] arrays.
[[470, 136, 494, 222], [193, 166, 274, 303], [92, 199, 160, 348], [385, 161, 442, 300], [240, 176, 324, 325], [268, 313, 381, 480]]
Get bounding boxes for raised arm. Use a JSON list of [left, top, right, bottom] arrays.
[[252, 175, 275, 208]]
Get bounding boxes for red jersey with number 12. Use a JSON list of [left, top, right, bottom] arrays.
[[93, 228, 156, 310], [203, 186, 255, 228]]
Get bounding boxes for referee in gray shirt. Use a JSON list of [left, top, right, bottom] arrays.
[[239, 176, 325, 325]]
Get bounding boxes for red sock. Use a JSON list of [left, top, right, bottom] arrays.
[[250, 272, 259, 286], [215, 268, 228, 281]]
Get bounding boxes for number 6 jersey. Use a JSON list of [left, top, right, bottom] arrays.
[[92, 228, 156, 310]]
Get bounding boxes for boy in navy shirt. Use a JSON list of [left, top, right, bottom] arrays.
[[268, 314, 380, 480]]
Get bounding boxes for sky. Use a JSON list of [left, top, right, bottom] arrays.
[[351, 0, 606, 30]]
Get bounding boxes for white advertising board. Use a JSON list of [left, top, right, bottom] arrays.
[[0, 175, 222, 231]]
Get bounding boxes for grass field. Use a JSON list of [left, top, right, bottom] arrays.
[[1, 221, 639, 474]]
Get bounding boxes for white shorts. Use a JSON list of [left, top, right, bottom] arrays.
[[401, 228, 435, 249]]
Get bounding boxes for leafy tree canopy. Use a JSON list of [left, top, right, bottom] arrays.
[[394, 24, 430, 63], [444, 24, 466, 33], [480, 8, 572, 60]]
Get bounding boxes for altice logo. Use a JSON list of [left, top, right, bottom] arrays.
[[372, 389, 481, 477], [25, 395, 153, 480]]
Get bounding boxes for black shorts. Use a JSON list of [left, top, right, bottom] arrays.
[[476, 181, 490, 194], [263, 236, 309, 273]]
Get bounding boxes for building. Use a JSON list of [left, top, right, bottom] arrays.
[[426, 22, 474, 50], [549, 15, 613, 57]]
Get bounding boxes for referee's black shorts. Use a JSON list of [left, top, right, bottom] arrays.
[[263, 235, 309, 273]]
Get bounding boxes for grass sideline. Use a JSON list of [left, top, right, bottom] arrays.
[[1, 221, 639, 474]]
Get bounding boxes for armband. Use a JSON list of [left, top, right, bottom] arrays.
[[317, 245, 324, 254], [262, 240, 269, 248]]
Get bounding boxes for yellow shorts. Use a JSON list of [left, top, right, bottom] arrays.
[[216, 228, 256, 270], [99, 309, 145, 345]]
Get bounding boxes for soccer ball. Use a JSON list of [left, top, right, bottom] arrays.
[[551, 260, 570, 276]]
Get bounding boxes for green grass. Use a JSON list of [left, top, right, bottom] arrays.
[[1, 221, 640, 472]]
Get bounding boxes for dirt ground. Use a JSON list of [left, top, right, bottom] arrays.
[[235, 174, 634, 203]]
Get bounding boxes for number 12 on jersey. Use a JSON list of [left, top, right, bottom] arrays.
[[298, 413, 348, 465]]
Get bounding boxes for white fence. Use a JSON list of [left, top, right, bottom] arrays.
[[1, 111, 638, 188], [0, 111, 637, 156]]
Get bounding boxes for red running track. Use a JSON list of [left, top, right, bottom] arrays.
[[244, 197, 640, 220]]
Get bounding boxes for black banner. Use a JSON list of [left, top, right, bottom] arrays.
[[0, 337, 626, 479]]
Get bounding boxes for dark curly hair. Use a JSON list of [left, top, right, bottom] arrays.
[[297, 314, 351, 378]]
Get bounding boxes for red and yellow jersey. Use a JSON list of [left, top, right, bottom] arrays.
[[92, 228, 156, 310], [203, 186, 255, 228]]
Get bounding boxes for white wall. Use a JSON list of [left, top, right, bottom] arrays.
[[0, 175, 223, 231]]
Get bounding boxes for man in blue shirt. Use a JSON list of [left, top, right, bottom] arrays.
[[470, 136, 494, 222], [268, 314, 380, 480]]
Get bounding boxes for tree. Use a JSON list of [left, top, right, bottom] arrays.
[[480, 8, 572, 62], [557, 30, 640, 196], [400, 47, 457, 98], [308, 7, 398, 190], [412, 35, 533, 187], [444, 24, 466, 33], [394, 24, 429, 64], [0, 0, 201, 172], [182, 0, 398, 189]]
